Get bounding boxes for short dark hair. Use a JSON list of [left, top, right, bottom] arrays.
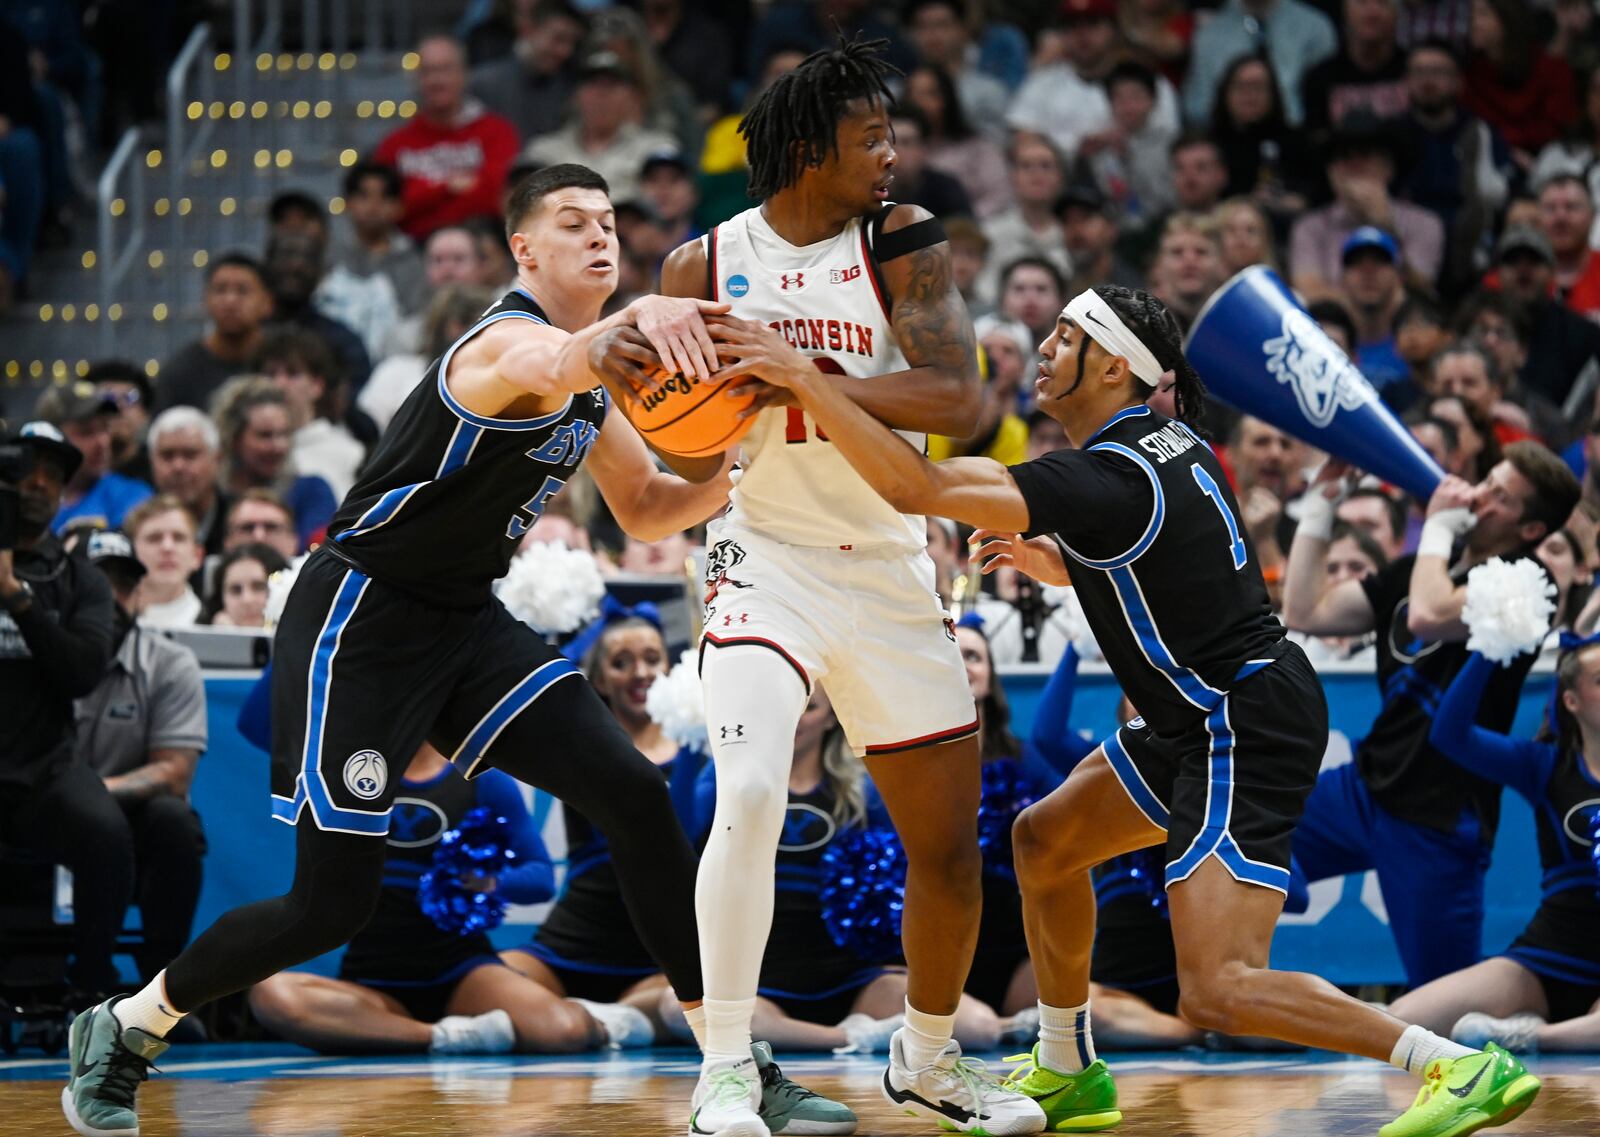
[[1538, 172, 1590, 201], [203, 541, 290, 624], [1503, 440, 1582, 539], [85, 360, 153, 407], [1000, 255, 1066, 296], [342, 160, 402, 200], [1106, 59, 1157, 98], [740, 33, 900, 200], [902, 0, 963, 21], [1342, 486, 1407, 544], [1170, 129, 1222, 162], [268, 189, 326, 227], [1328, 520, 1390, 575], [1412, 413, 1460, 452], [1409, 37, 1462, 69], [254, 327, 343, 419], [1306, 298, 1357, 350], [504, 163, 610, 240], [206, 251, 267, 286]]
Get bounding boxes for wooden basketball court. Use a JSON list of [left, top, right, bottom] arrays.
[[6, 1047, 1599, 1136]]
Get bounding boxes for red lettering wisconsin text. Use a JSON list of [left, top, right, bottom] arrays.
[[768, 318, 876, 358]]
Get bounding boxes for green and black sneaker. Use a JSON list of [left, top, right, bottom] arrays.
[[1001, 1046, 1122, 1132], [61, 996, 168, 1136], [754, 1041, 858, 1135]]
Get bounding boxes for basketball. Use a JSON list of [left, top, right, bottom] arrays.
[[620, 367, 758, 457]]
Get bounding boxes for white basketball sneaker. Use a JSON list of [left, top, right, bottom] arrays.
[[690, 1055, 771, 1137], [881, 1030, 1046, 1135]]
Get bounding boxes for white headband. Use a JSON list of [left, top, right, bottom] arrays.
[[1063, 290, 1164, 387]]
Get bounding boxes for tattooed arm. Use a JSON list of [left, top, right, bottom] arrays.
[[104, 748, 201, 803], [711, 205, 983, 436]]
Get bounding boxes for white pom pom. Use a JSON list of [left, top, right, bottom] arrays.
[[264, 555, 306, 630], [646, 652, 707, 751], [499, 540, 606, 634], [1462, 556, 1557, 665]]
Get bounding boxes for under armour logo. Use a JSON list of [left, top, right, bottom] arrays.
[[722, 612, 749, 626], [779, 272, 805, 291], [720, 724, 745, 739]]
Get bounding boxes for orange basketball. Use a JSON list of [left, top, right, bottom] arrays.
[[621, 368, 758, 458]]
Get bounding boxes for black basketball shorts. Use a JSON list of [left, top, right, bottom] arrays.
[[268, 549, 582, 836], [1101, 645, 1327, 896]]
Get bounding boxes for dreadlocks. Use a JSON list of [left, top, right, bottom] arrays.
[[739, 35, 900, 200], [1090, 285, 1209, 431]]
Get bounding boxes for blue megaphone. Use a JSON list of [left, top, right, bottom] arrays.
[[1186, 266, 1445, 502]]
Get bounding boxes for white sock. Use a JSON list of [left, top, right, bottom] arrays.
[[1391, 1024, 1475, 1077], [684, 1003, 709, 1051], [901, 999, 957, 1069], [112, 971, 187, 1039], [1038, 1001, 1096, 1074], [702, 997, 757, 1068]]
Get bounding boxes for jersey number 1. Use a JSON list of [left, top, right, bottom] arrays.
[[507, 475, 566, 540], [1191, 466, 1248, 570], [784, 357, 846, 444]]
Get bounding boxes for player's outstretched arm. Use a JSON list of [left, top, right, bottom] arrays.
[[587, 402, 734, 542], [718, 319, 1028, 531]]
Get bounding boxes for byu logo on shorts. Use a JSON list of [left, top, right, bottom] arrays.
[[343, 750, 388, 801], [1262, 309, 1376, 428], [726, 274, 750, 298]]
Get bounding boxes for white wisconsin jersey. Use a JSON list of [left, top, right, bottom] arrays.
[[709, 206, 925, 550]]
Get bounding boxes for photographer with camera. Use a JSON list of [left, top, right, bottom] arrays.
[[0, 422, 133, 1001]]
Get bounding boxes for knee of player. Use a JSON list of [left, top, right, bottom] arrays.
[[246, 976, 300, 1028], [1175, 963, 1256, 1035], [716, 768, 789, 824], [1013, 803, 1075, 874], [522, 1003, 604, 1053]]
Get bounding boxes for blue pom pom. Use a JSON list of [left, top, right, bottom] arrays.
[[418, 807, 518, 936], [977, 759, 1036, 881], [820, 826, 907, 962], [1590, 808, 1600, 902], [1126, 848, 1169, 917]]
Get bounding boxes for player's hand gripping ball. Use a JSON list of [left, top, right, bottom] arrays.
[[620, 365, 757, 457]]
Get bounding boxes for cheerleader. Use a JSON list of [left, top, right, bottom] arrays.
[[1389, 639, 1600, 1052]]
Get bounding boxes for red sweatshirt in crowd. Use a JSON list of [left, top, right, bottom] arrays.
[[374, 101, 520, 239]]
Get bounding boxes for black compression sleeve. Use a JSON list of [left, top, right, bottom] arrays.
[[873, 216, 948, 262]]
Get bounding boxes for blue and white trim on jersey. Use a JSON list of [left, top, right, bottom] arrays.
[[1102, 727, 1170, 829], [1060, 442, 1165, 571], [450, 656, 581, 779], [334, 418, 486, 544], [1107, 564, 1227, 710], [1084, 404, 1152, 447], [271, 568, 394, 836], [436, 307, 575, 432]]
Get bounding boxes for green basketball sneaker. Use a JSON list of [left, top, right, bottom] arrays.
[[61, 996, 169, 1136], [1000, 1047, 1122, 1132], [753, 1041, 858, 1135], [1379, 1044, 1541, 1137]]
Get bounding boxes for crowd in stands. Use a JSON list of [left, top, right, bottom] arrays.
[[9, 0, 1600, 1053]]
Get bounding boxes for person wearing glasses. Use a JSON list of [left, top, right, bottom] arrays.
[[222, 491, 300, 564]]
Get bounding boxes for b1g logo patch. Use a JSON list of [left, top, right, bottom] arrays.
[[726, 274, 750, 298], [343, 750, 388, 801]]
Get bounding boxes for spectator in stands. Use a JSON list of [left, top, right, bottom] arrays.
[[1537, 174, 1600, 322], [977, 133, 1069, 304], [1394, 294, 1452, 397], [944, 218, 992, 317], [1076, 60, 1176, 231], [638, 151, 701, 251], [745, 0, 915, 81], [640, 0, 734, 121], [39, 382, 153, 535], [1284, 441, 1581, 989], [523, 51, 678, 204], [588, 6, 701, 154], [1530, 67, 1600, 206], [125, 496, 203, 628], [997, 256, 1066, 348], [158, 254, 274, 413], [147, 407, 228, 562], [330, 162, 427, 316], [1410, 413, 1467, 477], [0, 421, 130, 1001], [91, 361, 154, 484], [1182, 0, 1337, 126], [1462, 0, 1577, 157], [1429, 391, 1500, 480], [1290, 113, 1445, 295], [1339, 227, 1413, 401], [1302, 0, 1409, 134], [1025, 409, 1068, 458], [469, 216, 519, 291], [1208, 54, 1320, 220], [375, 33, 519, 241], [884, 106, 972, 218], [903, 0, 1009, 141], [470, 0, 587, 142], [383, 225, 488, 358], [263, 229, 373, 391], [1148, 211, 1226, 327], [1060, 183, 1142, 297], [1493, 226, 1600, 410], [1215, 197, 1279, 274], [201, 544, 287, 628], [929, 314, 1030, 464], [73, 530, 209, 983], [1434, 340, 1530, 446], [903, 64, 1011, 219], [211, 377, 338, 551], [1310, 295, 1360, 354], [1124, 131, 1230, 268], [223, 490, 300, 564], [256, 328, 367, 500], [1338, 486, 1410, 560], [1299, 520, 1387, 664], [1457, 289, 1534, 403], [1393, 41, 1509, 294], [1008, 0, 1180, 160], [1226, 415, 1298, 590], [618, 530, 693, 575], [363, 285, 495, 432]]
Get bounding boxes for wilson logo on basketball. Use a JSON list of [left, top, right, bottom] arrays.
[[638, 373, 701, 413], [830, 265, 861, 284], [779, 272, 806, 291]]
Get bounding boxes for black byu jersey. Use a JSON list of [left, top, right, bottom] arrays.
[[327, 288, 608, 607], [1010, 405, 1289, 733]]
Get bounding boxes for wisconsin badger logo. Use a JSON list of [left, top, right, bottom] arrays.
[[1262, 309, 1376, 429], [704, 539, 752, 606]]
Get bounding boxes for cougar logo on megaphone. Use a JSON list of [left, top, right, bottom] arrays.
[[1262, 309, 1377, 429]]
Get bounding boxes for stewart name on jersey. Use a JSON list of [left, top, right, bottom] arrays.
[[326, 288, 607, 607]]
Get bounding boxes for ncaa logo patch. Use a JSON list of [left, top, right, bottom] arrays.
[[726, 274, 750, 298], [343, 750, 388, 801]]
